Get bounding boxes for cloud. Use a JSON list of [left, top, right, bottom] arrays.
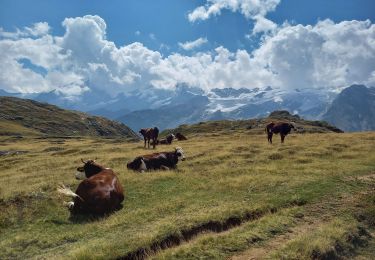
[[254, 19, 375, 89], [149, 33, 156, 40], [178, 37, 208, 51], [0, 22, 50, 39], [188, 0, 280, 34], [0, 15, 374, 98]]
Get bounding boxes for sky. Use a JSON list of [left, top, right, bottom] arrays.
[[0, 0, 374, 97]]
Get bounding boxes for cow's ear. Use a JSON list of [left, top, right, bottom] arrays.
[[135, 157, 142, 167]]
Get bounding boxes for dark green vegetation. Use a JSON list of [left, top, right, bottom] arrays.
[[0, 128, 374, 259], [0, 96, 139, 139]]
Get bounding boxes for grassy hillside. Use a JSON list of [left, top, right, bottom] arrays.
[[0, 129, 374, 259], [0, 96, 139, 139], [161, 110, 342, 137]]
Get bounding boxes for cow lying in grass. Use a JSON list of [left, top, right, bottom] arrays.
[[159, 134, 175, 144], [175, 132, 187, 140], [58, 159, 124, 215], [127, 147, 185, 172]]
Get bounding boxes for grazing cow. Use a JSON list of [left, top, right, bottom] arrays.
[[159, 134, 175, 145], [175, 132, 187, 141], [127, 147, 185, 172], [139, 127, 159, 149], [58, 159, 124, 215], [265, 122, 295, 144]]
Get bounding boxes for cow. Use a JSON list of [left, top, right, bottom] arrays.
[[139, 127, 159, 149], [265, 122, 295, 144], [127, 147, 185, 172], [159, 134, 175, 145], [175, 132, 187, 141], [57, 159, 124, 216]]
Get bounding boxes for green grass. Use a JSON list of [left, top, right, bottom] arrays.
[[0, 131, 375, 259]]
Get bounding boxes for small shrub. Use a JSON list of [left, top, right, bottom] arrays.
[[268, 153, 283, 160]]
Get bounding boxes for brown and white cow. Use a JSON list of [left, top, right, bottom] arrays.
[[159, 134, 175, 145], [58, 159, 124, 215], [127, 147, 185, 172], [139, 127, 159, 149], [265, 122, 295, 144]]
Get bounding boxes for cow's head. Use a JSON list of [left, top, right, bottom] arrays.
[[175, 147, 185, 161], [75, 159, 103, 180], [127, 156, 147, 172], [290, 123, 296, 131], [139, 129, 146, 135]]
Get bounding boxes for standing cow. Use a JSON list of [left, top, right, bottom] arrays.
[[139, 127, 159, 149], [265, 122, 295, 144]]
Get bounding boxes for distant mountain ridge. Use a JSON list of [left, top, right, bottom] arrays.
[[2, 84, 374, 132], [322, 85, 375, 132], [0, 96, 139, 139]]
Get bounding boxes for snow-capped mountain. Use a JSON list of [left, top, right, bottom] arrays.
[[0, 84, 338, 131]]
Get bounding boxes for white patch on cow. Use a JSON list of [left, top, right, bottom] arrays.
[[139, 158, 147, 172], [63, 201, 74, 209], [171, 134, 176, 139], [175, 147, 185, 161], [75, 171, 87, 180], [159, 154, 167, 159]]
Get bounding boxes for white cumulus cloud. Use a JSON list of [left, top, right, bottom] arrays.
[[0, 15, 374, 98], [178, 37, 208, 51], [188, 0, 280, 34]]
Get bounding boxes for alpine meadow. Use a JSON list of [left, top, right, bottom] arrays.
[[1, 0, 375, 259], [1, 111, 375, 259]]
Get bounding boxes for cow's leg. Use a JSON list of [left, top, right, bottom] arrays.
[[281, 134, 285, 143], [268, 132, 273, 144], [144, 138, 146, 148], [147, 138, 150, 149]]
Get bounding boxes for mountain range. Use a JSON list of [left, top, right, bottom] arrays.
[[1, 84, 374, 132], [322, 85, 375, 132]]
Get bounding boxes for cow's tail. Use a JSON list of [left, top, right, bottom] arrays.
[[57, 184, 84, 201]]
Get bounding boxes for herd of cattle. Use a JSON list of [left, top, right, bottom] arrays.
[[58, 121, 295, 216]]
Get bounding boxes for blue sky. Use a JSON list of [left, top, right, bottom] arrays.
[[1, 0, 374, 54], [0, 0, 374, 95]]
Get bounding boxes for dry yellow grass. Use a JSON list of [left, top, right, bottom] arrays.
[[0, 131, 374, 259]]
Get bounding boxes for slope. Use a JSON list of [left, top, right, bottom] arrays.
[[0, 96, 139, 139]]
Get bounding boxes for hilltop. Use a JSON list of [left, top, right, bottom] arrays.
[[0, 96, 139, 139], [162, 110, 343, 136]]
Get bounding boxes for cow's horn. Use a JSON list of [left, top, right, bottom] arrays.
[[81, 158, 86, 164]]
